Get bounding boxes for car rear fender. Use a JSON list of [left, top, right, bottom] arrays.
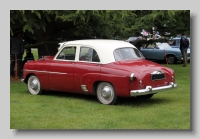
[[98, 73, 130, 96], [80, 73, 100, 94]]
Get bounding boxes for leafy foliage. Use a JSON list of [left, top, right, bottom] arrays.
[[10, 10, 190, 44], [131, 38, 168, 48]]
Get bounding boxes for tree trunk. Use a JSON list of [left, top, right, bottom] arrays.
[[14, 54, 18, 79], [34, 22, 58, 58]]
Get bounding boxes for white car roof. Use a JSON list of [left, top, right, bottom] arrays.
[[58, 42, 65, 50], [156, 43, 171, 49], [60, 39, 137, 64]]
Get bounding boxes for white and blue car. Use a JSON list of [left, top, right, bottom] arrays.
[[140, 42, 190, 64]]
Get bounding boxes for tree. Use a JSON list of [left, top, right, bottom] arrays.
[[10, 10, 190, 45], [125, 10, 190, 37], [10, 10, 136, 57], [10, 10, 135, 43]]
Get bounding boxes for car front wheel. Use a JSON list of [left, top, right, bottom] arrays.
[[96, 82, 117, 105], [27, 75, 43, 95]]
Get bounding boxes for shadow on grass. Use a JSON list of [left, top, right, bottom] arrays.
[[116, 96, 171, 106], [42, 90, 98, 103], [38, 90, 173, 107]]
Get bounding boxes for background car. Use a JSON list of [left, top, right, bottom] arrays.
[[22, 40, 178, 105], [168, 37, 190, 48], [125, 36, 143, 43], [168, 37, 190, 62], [140, 42, 190, 64]]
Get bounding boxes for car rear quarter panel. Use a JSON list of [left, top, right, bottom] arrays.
[[100, 65, 131, 97], [99, 60, 175, 97], [74, 62, 101, 93]]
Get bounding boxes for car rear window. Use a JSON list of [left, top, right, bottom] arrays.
[[114, 47, 144, 61]]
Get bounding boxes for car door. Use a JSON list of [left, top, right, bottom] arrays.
[[74, 46, 101, 93], [140, 47, 158, 60], [48, 46, 76, 92], [154, 48, 165, 60]]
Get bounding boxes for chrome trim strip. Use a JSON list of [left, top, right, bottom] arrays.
[[130, 82, 178, 96], [25, 70, 46, 73], [24, 70, 67, 75], [151, 71, 163, 75], [48, 72, 67, 75], [81, 85, 88, 92], [151, 70, 165, 81]]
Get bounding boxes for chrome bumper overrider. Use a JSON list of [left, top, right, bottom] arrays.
[[130, 82, 178, 96]]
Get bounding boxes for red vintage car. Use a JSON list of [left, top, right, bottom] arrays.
[[22, 39, 178, 105]]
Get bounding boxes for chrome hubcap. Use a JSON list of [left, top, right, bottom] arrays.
[[97, 82, 116, 104], [30, 79, 39, 91], [101, 86, 112, 99]]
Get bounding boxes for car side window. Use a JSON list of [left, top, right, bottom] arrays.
[[177, 40, 180, 46], [168, 40, 176, 46], [92, 49, 100, 62], [79, 47, 100, 62], [56, 47, 76, 60]]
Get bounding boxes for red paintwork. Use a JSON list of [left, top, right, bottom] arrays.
[[23, 56, 175, 97]]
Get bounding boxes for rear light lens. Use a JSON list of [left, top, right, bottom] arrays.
[[130, 73, 136, 81]]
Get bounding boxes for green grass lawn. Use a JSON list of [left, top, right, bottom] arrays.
[[10, 64, 190, 130], [10, 58, 190, 129]]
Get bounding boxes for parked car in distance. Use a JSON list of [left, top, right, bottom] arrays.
[[125, 36, 143, 43], [140, 42, 190, 64], [22, 39, 178, 105], [168, 37, 190, 48], [168, 37, 190, 62]]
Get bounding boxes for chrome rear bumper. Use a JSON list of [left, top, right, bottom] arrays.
[[130, 82, 178, 96]]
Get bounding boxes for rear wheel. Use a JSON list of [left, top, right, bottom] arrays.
[[27, 75, 43, 95], [96, 82, 117, 105], [167, 55, 177, 64]]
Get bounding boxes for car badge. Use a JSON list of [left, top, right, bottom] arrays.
[[151, 71, 163, 75]]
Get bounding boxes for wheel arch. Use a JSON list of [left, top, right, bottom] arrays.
[[165, 54, 177, 64], [92, 80, 116, 96], [166, 53, 176, 58], [24, 73, 36, 84]]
